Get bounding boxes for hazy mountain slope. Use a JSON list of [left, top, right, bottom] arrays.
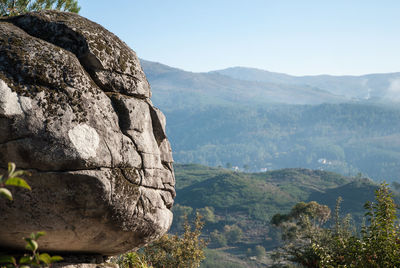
[[165, 103, 400, 182], [214, 67, 400, 101], [141, 59, 400, 182], [210, 67, 298, 85], [141, 60, 347, 109]]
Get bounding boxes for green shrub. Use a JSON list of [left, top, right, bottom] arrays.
[[223, 225, 242, 244], [210, 230, 227, 248], [118, 213, 207, 268], [273, 183, 400, 267], [254, 245, 266, 260], [115, 252, 150, 268], [196, 206, 217, 224]]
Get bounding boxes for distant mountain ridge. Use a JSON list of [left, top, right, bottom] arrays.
[[140, 59, 347, 109], [141, 59, 400, 182], [212, 66, 400, 101], [141, 59, 400, 108]]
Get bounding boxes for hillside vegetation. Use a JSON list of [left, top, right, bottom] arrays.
[[175, 165, 353, 222], [166, 104, 400, 182], [142, 60, 400, 182], [172, 164, 385, 267], [174, 164, 378, 226]]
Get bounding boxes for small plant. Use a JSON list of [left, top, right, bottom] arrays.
[[0, 163, 63, 267], [0, 232, 63, 267], [115, 252, 151, 268], [0, 162, 31, 201]]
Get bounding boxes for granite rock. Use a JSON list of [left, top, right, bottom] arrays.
[[0, 10, 174, 255]]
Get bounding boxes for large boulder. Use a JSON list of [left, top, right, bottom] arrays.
[[0, 11, 174, 255]]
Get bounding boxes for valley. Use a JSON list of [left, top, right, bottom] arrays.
[[142, 60, 400, 182]]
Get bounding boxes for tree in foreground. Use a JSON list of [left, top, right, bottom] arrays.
[[271, 201, 332, 267], [0, 0, 80, 17], [272, 183, 400, 267]]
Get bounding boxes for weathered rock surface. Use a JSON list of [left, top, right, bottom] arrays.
[[0, 11, 175, 255]]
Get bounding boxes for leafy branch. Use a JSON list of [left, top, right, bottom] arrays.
[[0, 162, 31, 201]]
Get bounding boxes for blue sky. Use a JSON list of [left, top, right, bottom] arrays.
[[80, 1, 400, 76]]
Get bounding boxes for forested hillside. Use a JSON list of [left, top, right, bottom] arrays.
[[172, 164, 384, 267], [166, 104, 400, 182], [141, 60, 400, 182], [174, 165, 374, 223]]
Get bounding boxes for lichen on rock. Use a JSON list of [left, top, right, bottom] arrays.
[[0, 10, 175, 255]]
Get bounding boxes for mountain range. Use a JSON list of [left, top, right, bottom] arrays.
[[142, 59, 400, 109], [141, 59, 400, 182], [141, 60, 345, 109], [213, 66, 400, 101]]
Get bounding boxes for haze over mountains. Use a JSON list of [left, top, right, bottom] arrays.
[[142, 59, 400, 108], [141, 60, 346, 108], [213, 67, 400, 102], [141, 59, 400, 182]]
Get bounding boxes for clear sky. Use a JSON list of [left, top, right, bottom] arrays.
[[80, 1, 400, 76]]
